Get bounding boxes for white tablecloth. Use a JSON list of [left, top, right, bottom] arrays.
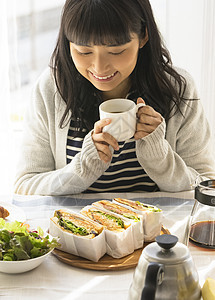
[[1, 191, 215, 300]]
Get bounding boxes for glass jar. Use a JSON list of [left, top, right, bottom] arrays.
[[188, 176, 215, 248]]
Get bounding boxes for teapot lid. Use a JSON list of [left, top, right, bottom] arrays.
[[143, 234, 190, 264]]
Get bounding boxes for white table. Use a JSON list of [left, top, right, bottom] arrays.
[[1, 191, 215, 300]]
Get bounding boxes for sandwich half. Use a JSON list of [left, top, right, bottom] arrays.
[[114, 198, 161, 212], [92, 200, 141, 222], [113, 198, 163, 242], [50, 209, 103, 239], [92, 200, 144, 249]]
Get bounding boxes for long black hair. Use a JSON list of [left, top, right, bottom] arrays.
[[50, 0, 187, 130]]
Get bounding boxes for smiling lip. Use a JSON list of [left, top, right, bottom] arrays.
[[90, 71, 118, 81]]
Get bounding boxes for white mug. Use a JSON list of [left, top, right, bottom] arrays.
[[99, 98, 145, 141]]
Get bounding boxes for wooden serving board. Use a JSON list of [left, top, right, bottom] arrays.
[[52, 226, 170, 271]]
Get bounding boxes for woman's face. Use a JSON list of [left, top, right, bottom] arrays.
[[69, 33, 147, 98]]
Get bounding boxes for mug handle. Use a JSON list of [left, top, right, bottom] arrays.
[[136, 103, 145, 112]]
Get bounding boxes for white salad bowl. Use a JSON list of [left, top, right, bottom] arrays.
[[0, 248, 54, 274]]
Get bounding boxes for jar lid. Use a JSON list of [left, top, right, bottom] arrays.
[[143, 234, 190, 264], [195, 180, 215, 206]]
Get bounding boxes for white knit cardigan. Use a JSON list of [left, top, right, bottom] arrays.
[[14, 67, 215, 195]]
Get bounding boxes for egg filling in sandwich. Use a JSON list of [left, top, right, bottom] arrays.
[[81, 208, 130, 232], [51, 209, 103, 239]]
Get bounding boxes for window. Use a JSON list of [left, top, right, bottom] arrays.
[[0, 0, 65, 194]]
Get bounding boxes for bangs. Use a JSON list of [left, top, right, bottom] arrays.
[[63, 0, 143, 46]]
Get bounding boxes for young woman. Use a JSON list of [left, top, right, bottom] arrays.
[[14, 0, 215, 195]]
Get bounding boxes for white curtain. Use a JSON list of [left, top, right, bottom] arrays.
[[151, 0, 215, 149], [0, 0, 11, 195], [201, 0, 215, 144], [0, 0, 10, 131], [0, 0, 19, 130], [0, 0, 18, 194]]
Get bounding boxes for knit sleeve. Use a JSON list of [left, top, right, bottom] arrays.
[[136, 69, 215, 192]]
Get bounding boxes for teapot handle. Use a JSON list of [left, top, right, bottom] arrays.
[[141, 263, 164, 300]]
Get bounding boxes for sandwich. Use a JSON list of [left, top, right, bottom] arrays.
[[113, 198, 163, 242], [80, 207, 131, 232], [113, 198, 162, 212], [92, 200, 141, 222], [92, 200, 144, 250], [81, 206, 135, 258], [50, 209, 103, 239], [49, 209, 106, 261]]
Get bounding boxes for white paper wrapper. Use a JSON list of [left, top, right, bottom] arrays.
[[91, 201, 144, 250], [80, 205, 135, 258], [49, 210, 106, 262], [113, 200, 163, 242]]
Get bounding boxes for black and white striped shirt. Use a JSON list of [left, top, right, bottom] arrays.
[[66, 120, 158, 193]]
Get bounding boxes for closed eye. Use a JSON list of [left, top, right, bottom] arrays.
[[77, 50, 92, 56], [109, 50, 126, 55]]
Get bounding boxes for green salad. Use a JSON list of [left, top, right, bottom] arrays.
[[0, 219, 59, 261], [136, 201, 162, 212]]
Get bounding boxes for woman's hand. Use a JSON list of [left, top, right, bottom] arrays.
[[134, 97, 163, 140], [92, 119, 119, 163]]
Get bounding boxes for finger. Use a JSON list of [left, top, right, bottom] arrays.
[[94, 118, 111, 134], [94, 142, 112, 162], [95, 141, 112, 156], [137, 97, 145, 105], [93, 132, 119, 151], [137, 105, 160, 118], [97, 150, 112, 163], [138, 113, 162, 126], [136, 122, 154, 134], [134, 130, 149, 140]]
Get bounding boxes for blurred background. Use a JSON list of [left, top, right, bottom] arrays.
[[0, 0, 214, 195]]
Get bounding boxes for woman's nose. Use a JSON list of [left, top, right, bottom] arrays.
[[92, 53, 110, 74]]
